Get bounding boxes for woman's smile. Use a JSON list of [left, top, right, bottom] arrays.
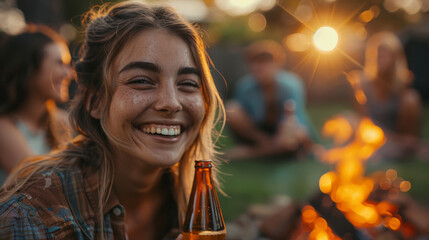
[[105, 28, 205, 167], [141, 124, 181, 136], [135, 122, 184, 143]]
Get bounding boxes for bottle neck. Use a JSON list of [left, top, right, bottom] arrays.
[[194, 161, 213, 187]]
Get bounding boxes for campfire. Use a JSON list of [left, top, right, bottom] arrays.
[[291, 116, 421, 240], [251, 115, 429, 240]]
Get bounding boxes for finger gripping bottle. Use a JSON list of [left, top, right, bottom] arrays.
[[182, 160, 226, 240]]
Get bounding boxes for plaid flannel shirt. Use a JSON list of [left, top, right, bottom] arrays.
[[0, 166, 126, 240]]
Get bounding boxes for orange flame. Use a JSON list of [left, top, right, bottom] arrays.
[[301, 205, 342, 240], [312, 116, 410, 233]]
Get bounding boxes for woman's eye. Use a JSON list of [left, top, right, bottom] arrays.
[[179, 80, 200, 89], [129, 77, 153, 85]]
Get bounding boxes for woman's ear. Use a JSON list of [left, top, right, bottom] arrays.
[[86, 93, 102, 119]]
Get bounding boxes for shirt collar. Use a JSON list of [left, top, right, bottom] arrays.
[[83, 166, 122, 217]]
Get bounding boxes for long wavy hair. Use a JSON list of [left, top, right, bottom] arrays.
[[364, 31, 410, 93], [1, 1, 225, 235], [0, 24, 71, 148]]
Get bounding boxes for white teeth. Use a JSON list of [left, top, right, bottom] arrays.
[[142, 125, 181, 136], [168, 129, 174, 135], [161, 128, 169, 135]]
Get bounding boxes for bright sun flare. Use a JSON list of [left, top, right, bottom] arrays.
[[313, 26, 338, 52]]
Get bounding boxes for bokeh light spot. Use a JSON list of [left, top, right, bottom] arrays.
[[248, 13, 266, 32], [285, 33, 311, 52], [399, 180, 411, 192], [386, 169, 398, 181], [313, 26, 338, 52]]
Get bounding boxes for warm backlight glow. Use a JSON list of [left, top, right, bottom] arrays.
[[285, 33, 311, 52], [215, 0, 260, 16], [313, 26, 338, 52]]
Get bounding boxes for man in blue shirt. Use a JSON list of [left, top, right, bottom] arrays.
[[226, 40, 317, 159]]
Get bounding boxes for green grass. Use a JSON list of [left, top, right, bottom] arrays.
[[218, 158, 329, 221], [217, 102, 429, 222]]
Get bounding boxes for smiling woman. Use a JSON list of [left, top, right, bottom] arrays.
[[0, 25, 72, 179], [0, 2, 225, 240]]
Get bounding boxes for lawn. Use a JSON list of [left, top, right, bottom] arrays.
[[217, 102, 429, 222]]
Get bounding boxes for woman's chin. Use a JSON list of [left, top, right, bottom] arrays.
[[144, 153, 182, 168]]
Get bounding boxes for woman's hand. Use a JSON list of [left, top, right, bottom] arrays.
[[175, 234, 183, 240]]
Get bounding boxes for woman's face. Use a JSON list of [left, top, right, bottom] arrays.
[[377, 45, 395, 74], [32, 42, 72, 102], [105, 29, 205, 168], [248, 58, 277, 86]]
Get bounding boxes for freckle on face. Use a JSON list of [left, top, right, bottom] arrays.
[[106, 29, 206, 168]]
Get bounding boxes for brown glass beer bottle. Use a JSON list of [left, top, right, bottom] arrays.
[[183, 160, 226, 240]]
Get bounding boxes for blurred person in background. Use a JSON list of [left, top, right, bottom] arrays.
[[348, 31, 428, 160], [0, 2, 224, 239], [0, 25, 72, 182], [226, 39, 317, 160]]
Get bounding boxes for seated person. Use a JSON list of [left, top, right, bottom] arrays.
[[226, 40, 317, 159], [347, 31, 428, 160], [0, 25, 72, 182]]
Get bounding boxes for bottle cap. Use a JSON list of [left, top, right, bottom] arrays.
[[195, 160, 212, 168]]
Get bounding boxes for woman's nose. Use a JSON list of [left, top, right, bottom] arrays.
[[153, 83, 182, 115], [64, 65, 73, 79]]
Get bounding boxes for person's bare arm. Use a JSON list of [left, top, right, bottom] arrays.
[[397, 88, 421, 136], [0, 117, 33, 173], [226, 101, 272, 144], [49, 107, 72, 146]]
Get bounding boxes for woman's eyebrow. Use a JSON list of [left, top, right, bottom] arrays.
[[178, 67, 200, 77], [119, 61, 161, 73]]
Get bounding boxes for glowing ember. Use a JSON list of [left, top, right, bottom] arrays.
[[301, 205, 341, 240]]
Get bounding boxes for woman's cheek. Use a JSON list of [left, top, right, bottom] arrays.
[[189, 95, 206, 124]]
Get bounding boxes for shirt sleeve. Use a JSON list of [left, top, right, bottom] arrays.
[[233, 77, 248, 107], [278, 72, 319, 141], [0, 194, 50, 239], [232, 76, 265, 123]]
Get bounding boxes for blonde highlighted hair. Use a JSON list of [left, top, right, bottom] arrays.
[[1, 1, 225, 235]]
